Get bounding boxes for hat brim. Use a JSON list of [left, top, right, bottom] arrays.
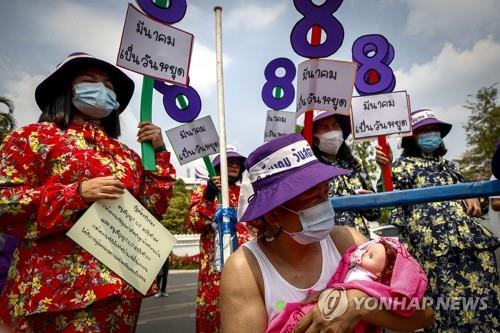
[[312, 112, 352, 139], [413, 118, 452, 138], [240, 161, 350, 221], [213, 152, 246, 168], [35, 57, 134, 112], [493, 145, 500, 179]]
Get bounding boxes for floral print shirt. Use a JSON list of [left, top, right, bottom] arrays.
[[0, 121, 176, 318], [318, 154, 380, 238], [390, 155, 499, 260]]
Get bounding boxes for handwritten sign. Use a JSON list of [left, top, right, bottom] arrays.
[[264, 110, 296, 142], [351, 91, 412, 140], [166, 115, 220, 165], [296, 59, 357, 117], [117, 4, 193, 86], [66, 190, 176, 295]]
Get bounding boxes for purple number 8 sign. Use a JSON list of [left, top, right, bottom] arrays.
[[352, 34, 396, 96], [290, 0, 344, 59], [154, 80, 201, 123], [261, 58, 296, 111], [137, 0, 187, 24]]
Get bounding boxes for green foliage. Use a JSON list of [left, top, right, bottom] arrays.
[[456, 84, 500, 180], [349, 139, 378, 184], [0, 97, 16, 143], [161, 178, 194, 234]]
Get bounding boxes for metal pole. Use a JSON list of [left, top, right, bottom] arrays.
[[214, 6, 232, 265]]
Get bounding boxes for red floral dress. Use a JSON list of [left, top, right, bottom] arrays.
[[186, 184, 255, 333], [0, 121, 176, 332]]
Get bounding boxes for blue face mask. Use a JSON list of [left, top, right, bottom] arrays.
[[280, 200, 335, 244], [417, 132, 442, 153], [72, 82, 120, 119]]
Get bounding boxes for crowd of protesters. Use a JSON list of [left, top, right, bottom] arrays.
[[0, 52, 498, 333]]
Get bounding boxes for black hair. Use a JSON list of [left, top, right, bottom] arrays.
[[401, 137, 447, 158], [38, 86, 121, 138]]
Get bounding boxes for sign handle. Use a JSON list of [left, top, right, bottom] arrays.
[[140, 76, 156, 171], [302, 25, 322, 144]]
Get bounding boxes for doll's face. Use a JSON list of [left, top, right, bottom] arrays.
[[360, 242, 387, 276]]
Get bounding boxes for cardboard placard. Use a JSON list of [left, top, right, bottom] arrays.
[[296, 59, 357, 116], [166, 115, 220, 165], [264, 110, 297, 142], [66, 190, 176, 295], [117, 4, 194, 86], [351, 91, 412, 140]]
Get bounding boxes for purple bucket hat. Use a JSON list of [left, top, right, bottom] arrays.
[[493, 142, 500, 179], [409, 109, 452, 137], [313, 111, 352, 139], [212, 151, 246, 168], [35, 52, 134, 112], [238, 134, 350, 221]]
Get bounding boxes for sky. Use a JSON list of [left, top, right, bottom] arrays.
[[1, 0, 499, 178]]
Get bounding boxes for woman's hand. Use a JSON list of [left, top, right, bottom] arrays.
[[294, 289, 365, 333], [80, 176, 126, 203], [137, 122, 165, 150], [463, 198, 482, 217], [375, 144, 393, 167]]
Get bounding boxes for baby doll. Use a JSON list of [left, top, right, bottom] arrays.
[[267, 238, 428, 333]]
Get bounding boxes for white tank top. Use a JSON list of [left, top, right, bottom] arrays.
[[243, 237, 341, 323]]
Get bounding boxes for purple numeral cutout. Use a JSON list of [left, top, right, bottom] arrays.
[[290, 0, 344, 59], [352, 34, 396, 96], [261, 58, 296, 110], [137, 0, 187, 24], [154, 80, 201, 123]]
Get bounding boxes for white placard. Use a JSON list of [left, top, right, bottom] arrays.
[[296, 59, 357, 116], [351, 91, 412, 140], [66, 190, 176, 295], [264, 110, 296, 142], [116, 4, 193, 86], [166, 116, 220, 165]]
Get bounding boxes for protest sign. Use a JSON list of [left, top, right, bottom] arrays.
[[296, 59, 357, 117], [351, 91, 411, 140], [264, 110, 296, 142], [117, 4, 193, 86], [166, 115, 220, 165], [67, 191, 176, 295]]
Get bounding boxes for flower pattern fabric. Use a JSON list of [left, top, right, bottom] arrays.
[[390, 155, 500, 332], [0, 122, 176, 331], [186, 183, 255, 333], [318, 154, 380, 238]]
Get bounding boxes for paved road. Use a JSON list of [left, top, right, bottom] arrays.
[[136, 270, 197, 333]]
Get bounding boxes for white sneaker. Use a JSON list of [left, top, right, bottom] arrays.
[[154, 292, 161, 298], [161, 292, 169, 297]]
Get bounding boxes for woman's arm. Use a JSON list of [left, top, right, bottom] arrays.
[[185, 184, 218, 233], [0, 128, 89, 239], [491, 197, 500, 211], [220, 247, 267, 333]]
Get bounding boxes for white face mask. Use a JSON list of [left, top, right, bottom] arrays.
[[315, 130, 344, 155], [280, 200, 336, 244]]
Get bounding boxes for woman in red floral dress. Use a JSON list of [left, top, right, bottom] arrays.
[[186, 152, 255, 333], [0, 52, 176, 333]]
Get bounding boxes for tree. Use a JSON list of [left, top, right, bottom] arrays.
[[456, 84, 500, 180], [161, 178, 194, 234], [0, 97, 15, 143]]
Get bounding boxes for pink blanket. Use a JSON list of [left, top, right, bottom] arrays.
[[266, 238, 428, 333]]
